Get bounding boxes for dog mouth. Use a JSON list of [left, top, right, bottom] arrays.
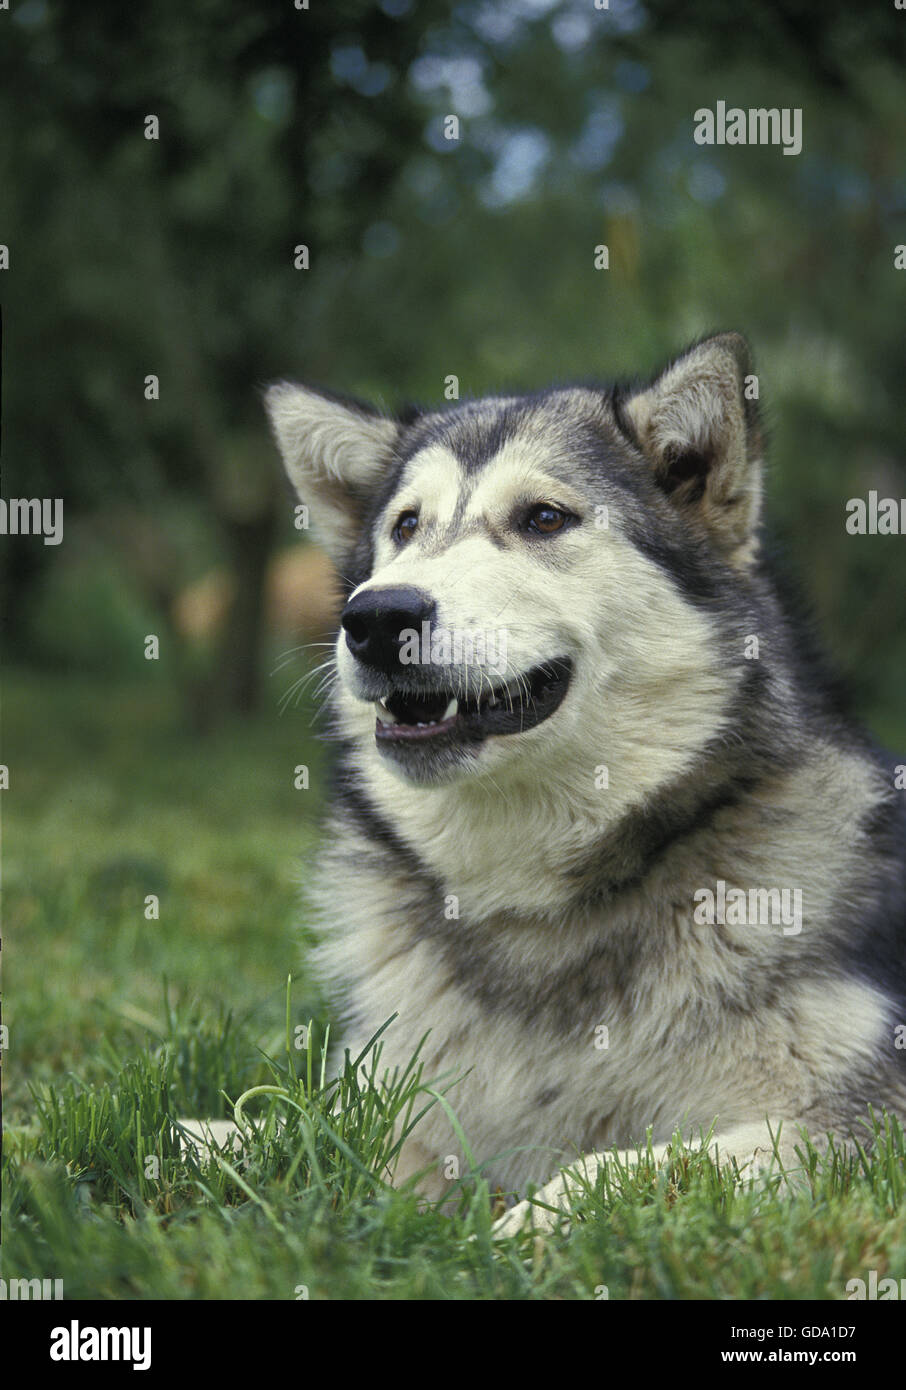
[[372, 658, 573, 745]]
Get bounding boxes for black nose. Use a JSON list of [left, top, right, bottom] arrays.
[[341, 586, 437, 674]]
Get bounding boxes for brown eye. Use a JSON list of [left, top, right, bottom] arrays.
[[393, 511, 419, 543], [527, 504, 568, 535]]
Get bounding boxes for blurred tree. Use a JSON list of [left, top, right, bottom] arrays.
[[1, 0, 904, 740], [0, 0, 428, 721]]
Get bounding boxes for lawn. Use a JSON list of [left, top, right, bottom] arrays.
[[4, 670, 906, 1300]]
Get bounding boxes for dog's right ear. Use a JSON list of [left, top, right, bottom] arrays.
[[264, 382, 399, 564], [616, 333, 763, 569]]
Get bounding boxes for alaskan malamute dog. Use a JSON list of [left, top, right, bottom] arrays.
[[265, 333, 906, 1231]]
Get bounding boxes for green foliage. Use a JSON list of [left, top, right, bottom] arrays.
[[6, 996, 906, 1300], [2, 1, 905, 1305], [0, 0, 903, 735], [27, 552, 163, 674], [5, 671, 906, 1299], [2, 670, 326, 1115]]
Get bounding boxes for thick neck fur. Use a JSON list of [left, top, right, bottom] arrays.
[[333, 588, 814, 924], [338, 691, 851, 930]]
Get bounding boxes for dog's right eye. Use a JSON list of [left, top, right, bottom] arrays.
[[525, 504, 571, 535], [393, 511, 419, 544]]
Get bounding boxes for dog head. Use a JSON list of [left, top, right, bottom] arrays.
[[265, 334, 763, 792]]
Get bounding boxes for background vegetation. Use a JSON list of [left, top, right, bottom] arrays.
[[2, 0, 905, 1301]]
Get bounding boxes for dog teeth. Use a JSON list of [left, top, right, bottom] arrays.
[[375, 696, 459, 728]]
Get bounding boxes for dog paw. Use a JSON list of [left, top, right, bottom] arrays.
[[491, 1172, 578, 1239], [176, 1118, 248, 1162]]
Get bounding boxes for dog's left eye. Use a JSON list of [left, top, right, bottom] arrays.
[[526, 505, 570, 535], [393, 511, 419, 543]]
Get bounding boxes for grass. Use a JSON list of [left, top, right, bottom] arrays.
[[4, 668, 906, 1300]]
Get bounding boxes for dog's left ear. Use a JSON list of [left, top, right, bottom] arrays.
[[264, 382, 399, 565], [618, 333, 763, 567]]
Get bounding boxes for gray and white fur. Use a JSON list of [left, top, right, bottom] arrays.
[[264, 334, 906, 1231]]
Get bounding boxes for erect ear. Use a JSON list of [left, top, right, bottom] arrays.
[[264, 382, 399, 564], [618, 333, 763, 567]]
